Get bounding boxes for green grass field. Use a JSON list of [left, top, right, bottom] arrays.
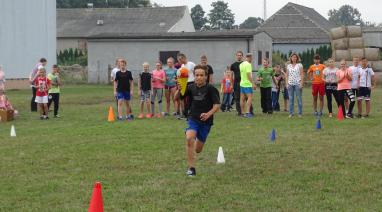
[[1, 85, 382, 211]]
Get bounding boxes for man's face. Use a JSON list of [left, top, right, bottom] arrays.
[[194, 69, 207, 86], [177, 56, 185, 64], [314, 59, 320, 64], [236, 53, 243, 61], [143, 64, 149, 72], [42, 62, 47, 66]]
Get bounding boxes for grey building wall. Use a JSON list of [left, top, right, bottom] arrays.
[[253, 32, 273, 70], [168, 7, 195, 33], [57, 38, 87, 52], [0, 0, 56, 79], [273, 43, 328, 55], [88, 39, 254, 84], [363, 31, 382, 48]]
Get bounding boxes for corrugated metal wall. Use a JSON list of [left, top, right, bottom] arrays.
[[0, 0, 56, 79]]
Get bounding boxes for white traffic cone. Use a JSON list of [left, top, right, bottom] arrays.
[[10, 125, 16, 137], [217, 146, 225, 164]]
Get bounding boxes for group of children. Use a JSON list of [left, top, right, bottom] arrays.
[[28, 58, 61, 120]]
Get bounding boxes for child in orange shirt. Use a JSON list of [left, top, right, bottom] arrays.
[[307, 54, 325, 117]]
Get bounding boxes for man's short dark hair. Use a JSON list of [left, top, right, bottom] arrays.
[[194, 64, 208, 75], [40, 58, 47, 63], [361, 57, 367, 60]]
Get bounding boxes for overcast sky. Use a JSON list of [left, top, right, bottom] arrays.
[[154, 0, 382, 25]]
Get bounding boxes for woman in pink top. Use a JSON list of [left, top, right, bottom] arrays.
[[336, 60, 356, 118], [151, 61, 166, 118]]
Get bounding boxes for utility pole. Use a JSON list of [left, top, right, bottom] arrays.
[[263, 0, 267, 21]]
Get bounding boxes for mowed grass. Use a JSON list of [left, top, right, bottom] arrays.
[[1, 84, 382, 211]]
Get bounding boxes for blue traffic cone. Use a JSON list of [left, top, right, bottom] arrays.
[[269, 128, 276, 142], [316, 119, 322, 130]]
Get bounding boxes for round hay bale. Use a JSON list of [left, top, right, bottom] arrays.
[[365, 48, 380, 61], [348, 37, 364, 49], [347, 26, 363, 37], [334, 50, 351, 61], [331, 38, 349, 50], [331, 26, 347, 40], [349, 49, 365, 59], [371, 61, 382, 71]]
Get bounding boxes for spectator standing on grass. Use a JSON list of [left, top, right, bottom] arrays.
[[307, 54, 326, 117], [357, 57, 377, 118], [34, 67, 51, 120], [47, 65, 61, 118], [114, 59, 134, 121], [111, 58, 123, 111], [239, 53, 256, 118], [336, 60, 355, 118], [176, 53, 195, 119], [164, 57, 178, 116], [138, 62, 152, 119], [151, 61, 166, 118], [285, 53, 304, 118], [200, 55, 214, 84], [29, 58, 47, 112], [272, 65, 282, 112], [220, 66, 233, 112], [323, 58, 339, 118], [257, 58, 277, 114]]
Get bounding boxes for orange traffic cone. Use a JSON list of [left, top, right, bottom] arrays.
[[108, 106, 115, 122], [88, 182, 104, 212], [337, 105, 344, 121]]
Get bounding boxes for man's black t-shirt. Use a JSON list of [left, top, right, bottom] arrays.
[[139, 72, 151, 91], [184, 83, 220, 125], [206, 64, 214, 83], [115, 70, 133, 92], [230, 61, 243, 83]]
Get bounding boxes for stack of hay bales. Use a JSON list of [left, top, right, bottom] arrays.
[[330, 26, 382, 71]]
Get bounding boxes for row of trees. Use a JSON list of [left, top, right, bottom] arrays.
[[191, 2, 263, 30], [273, 45, 333, 69], [57, 48, 87, 66]]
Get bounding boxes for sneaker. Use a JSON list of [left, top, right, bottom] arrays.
[[138, 113, 144, 119], [186, 167, 196, 177], [288, 114, 293, 118], [363, 114, 369, 118], [318, 111, 323, 117], [117, 116, 124, 121], [357, 114, 362, 119], [54, 114, 60, 118], [346, 114, 354, 119], [329, 113, 333, 118], [314, 111, 318, 117], [126, 115, 134, 121], [40, 116, 44, 120], [172, 112, 178, 116], [156, 113, 161, 118], [244, 113, 254, 118], [44, 116, 49, 120]]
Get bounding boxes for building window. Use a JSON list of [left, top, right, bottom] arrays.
[[258, 51, 262, 65], [266, 51, 270, 60], [159, 51, 179, 65]]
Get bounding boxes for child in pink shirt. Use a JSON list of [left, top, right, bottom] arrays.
[[151, 61, 166, 118], [336, 60, 355, 118]]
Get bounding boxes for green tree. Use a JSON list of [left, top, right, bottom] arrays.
[[208, 1, 235, 29], [328, 5, 364, 26], [191, 4, 208, 30], [239, 17, 264, 29]]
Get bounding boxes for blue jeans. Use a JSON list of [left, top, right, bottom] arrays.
[[221, 93, 231, 111], [288, 85, 302, 115], [271, 91, 280, 111]]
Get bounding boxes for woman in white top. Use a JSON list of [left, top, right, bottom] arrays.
[[285, 53, 304, 118], [323, 58, 339, 118]]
